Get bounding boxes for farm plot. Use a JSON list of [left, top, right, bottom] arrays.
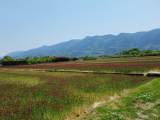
[[0, 70, 155, 120], [1, 56, 160, 73]]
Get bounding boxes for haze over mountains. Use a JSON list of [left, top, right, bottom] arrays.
[[2, 28, 160, 59]]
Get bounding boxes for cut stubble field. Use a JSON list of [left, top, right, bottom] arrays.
[[0, 56, 160, 120]]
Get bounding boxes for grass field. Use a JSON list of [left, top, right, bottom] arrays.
[[81, 78, 160, 120], [0, 56, 160, 119], [0, 70, 155, 119]]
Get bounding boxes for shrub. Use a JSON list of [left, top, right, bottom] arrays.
[[55, 57, 70, 62]]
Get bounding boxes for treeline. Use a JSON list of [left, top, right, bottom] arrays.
[[97, 48, 160, 58], [111, 48, 160, 58], [1, 56, 78, 66]]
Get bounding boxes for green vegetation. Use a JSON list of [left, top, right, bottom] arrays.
[[1, 56, 78, 66], [92, 48, 160, 59], [97, 48, 160, 59], [1, 55, 160, 119], [120, 48, 160, 56], [121, 48, 140, 55], [2, 47, 160, 66], [0, 58, 2, 66], [110, 48, 160, 58], [84, 78, 160, 120], [0, 69, 154, 120], [5, 28, 160, 58], [1, 55, 160, 74]]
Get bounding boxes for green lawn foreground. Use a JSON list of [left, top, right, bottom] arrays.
[[82, 77, 160, 120]]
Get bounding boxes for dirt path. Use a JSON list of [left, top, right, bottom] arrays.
[[1, 68, 159, 77], [74, 78, 160, 120]]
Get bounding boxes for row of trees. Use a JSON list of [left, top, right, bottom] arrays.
[[1, 48, 160, 65], [120, 48, 160, 55], [97, 48, 160, 58], [1, 56, 78, 66], [111, 48, 160, 58]]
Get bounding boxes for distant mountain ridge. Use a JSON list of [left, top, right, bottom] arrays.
[[3, 28, 160, 59]]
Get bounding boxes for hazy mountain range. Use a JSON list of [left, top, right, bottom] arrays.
[[1, 28, 160, 59]]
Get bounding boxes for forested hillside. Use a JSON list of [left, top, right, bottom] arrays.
[[3, 28, 160, 59]]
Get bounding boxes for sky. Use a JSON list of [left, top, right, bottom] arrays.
[[0, 0, 160, 57]]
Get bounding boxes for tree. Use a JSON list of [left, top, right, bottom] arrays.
[[25, 57, 32, 60], [33, 56, 39, 59], [144, 50, 152, 53], [121, 50, 129, 55], [46, 58, 52, 62], [2, 56, 14, 61], [50, 56, 56, 62], [37, 58, 43, 63], [131, 48, 139, 52]]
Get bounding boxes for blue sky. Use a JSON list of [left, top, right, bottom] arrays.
[[0, 0, 160, 57]]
